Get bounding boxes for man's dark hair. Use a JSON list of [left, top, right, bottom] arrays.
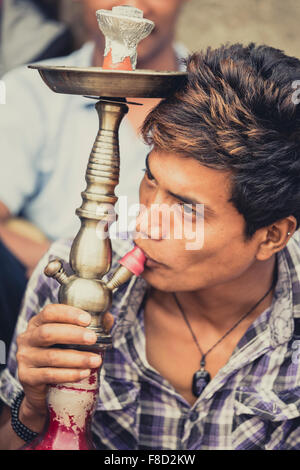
[[142, 43, 300, 238]]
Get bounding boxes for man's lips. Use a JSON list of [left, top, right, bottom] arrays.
[[133, 244, 165, 267]]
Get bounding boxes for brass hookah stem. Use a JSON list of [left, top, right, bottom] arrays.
[[71, 98, 129, 280], [79, 99, 128, 219], [45, 98, 129, 347]]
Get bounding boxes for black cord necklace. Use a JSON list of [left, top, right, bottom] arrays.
[[172, 281, 275, 398]]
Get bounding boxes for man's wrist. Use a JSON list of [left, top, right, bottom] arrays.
[[11, 392, 40, 443], [18, 395, 47, 434]]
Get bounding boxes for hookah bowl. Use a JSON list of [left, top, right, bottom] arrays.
[[24, 6, 187, 450], [96, 5, 154, 70]]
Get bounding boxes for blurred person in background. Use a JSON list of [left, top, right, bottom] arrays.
[[0, 0, 74, 77], [0, 0, 74, 359], [0, 1, 189, 354]]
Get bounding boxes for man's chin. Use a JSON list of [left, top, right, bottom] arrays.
[[141, 269, 175, 292]]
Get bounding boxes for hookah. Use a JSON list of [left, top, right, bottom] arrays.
[[22, 6, 186, 450]]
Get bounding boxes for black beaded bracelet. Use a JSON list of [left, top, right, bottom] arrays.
[[11, 391, 38, 443]]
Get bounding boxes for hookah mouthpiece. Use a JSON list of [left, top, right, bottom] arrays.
[[106, 246, 146, 291], [96, 6, 154, 70], [119, 245, 146, 276]]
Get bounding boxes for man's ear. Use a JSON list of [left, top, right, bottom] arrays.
[[256, 216, 297, 261]]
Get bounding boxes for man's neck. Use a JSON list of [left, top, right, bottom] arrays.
[[153, 255, 277, 332], [91, 40, 179, 71]]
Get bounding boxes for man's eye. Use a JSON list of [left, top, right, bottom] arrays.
[[143, 168, 155, 181], [179, 203, 197, 216], [182, 204, 195, 215]]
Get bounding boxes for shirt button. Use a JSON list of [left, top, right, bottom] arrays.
[[190, 410, 198, 422]]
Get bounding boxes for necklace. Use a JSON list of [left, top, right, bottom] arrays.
[[172, 281, 275, 398]]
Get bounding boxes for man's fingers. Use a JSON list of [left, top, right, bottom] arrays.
[[21, 367, 93, 387], [30, 323, 97, 347], [27, 347, 102, 369], [29, 305, 115, 336], [29, 304, 91, 329]]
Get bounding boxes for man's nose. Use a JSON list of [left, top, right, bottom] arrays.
[[135, 205, 160, 240], [136, 194, 170, 240]]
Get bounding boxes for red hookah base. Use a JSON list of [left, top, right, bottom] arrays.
[[23, 402, 96, 450], [21, 366, 102, 450]]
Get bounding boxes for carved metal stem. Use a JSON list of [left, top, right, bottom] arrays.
[[45, 99, 129, 347]]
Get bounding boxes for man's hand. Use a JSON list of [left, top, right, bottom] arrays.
[[16, 304, 114, 422]]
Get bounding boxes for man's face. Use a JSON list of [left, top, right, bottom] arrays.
[[78, 0, 186, 65], [134, 150, 266, 292]]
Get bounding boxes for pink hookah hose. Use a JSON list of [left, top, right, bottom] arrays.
[[119, 245, 146, 276]]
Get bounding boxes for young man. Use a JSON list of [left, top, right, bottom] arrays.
[[0, 43, 300, 450], [0, 0, 189, 351]]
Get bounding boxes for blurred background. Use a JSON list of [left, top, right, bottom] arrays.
[[1, 0, 300, 78], [61, 0, 300, 58]]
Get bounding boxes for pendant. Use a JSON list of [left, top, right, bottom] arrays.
[[192, 369, 211, 397]]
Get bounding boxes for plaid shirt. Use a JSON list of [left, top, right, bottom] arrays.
[[0, 234, 300, 450]]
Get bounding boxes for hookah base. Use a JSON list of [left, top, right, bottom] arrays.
[[21, 368, 101, 450]]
